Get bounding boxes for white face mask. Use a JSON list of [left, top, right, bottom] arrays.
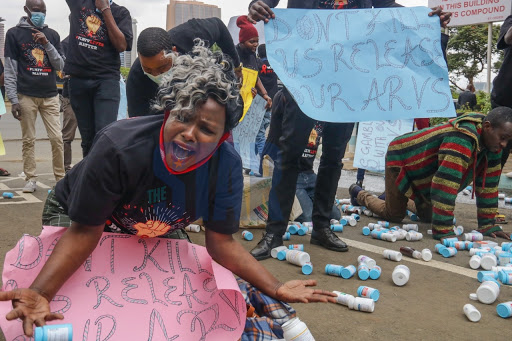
[[144, 68, 173, 85]]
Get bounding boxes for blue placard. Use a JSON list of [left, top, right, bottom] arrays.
[[265, 7, 455, 122]]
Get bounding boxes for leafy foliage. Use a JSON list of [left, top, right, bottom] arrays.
[[447, 24, 503, 90], [120, 67, 131, 81]]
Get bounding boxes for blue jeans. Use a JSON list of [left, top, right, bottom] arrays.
[[266, 87, 354, 234], [69, 77, 120, 157], [357, 168, 366, 182], [255, 110, 271, 157], [295, 172, 341, 223]]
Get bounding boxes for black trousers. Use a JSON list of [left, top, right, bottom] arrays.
[[491, 100, 512, 168], [266, 88, 354, 235], [69, 77, 120, 157]]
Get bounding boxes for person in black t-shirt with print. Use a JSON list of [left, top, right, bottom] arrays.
[[127, 19, 241, 118], [0, 44, 337, 338], [4, 0, 65, 191], [64, 0, 133, 157]]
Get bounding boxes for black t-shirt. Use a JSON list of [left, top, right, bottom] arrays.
[[258, 58, 278, 100], [5, 24, 62, 98], [458, 90, 477, 110], [492, 15, 512, 108], [299, 123, 323, 173], [55, 115, 243, 237], [64, 0, 133, 79], [236, 44, 259, 71], [127, 18, 240, 118]]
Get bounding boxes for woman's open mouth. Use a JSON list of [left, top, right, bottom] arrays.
[[172, 141, 196, 160]]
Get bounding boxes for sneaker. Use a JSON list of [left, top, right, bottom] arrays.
[[349, 183, 362, 206], [506, 172, 512, 179], [23, 180, 37, 193]]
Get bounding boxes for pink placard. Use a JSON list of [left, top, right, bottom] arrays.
[[0, 226, 246, 340]]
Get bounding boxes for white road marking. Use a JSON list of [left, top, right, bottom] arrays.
[[343, 237, 476, 279], [0, 182, 43, 204]]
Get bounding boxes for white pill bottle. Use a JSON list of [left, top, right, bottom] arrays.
[[282, 317, 315, 341]]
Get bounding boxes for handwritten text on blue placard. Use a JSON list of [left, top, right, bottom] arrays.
[[265, 7, 455, 122]]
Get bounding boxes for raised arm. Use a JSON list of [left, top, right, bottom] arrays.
[[95, 0, 130, 52]]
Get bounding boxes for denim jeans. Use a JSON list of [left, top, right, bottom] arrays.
[[255, 110, 271, 157], [266, 87, 354, 235], [295, 172, 341, 223], [69, 77, 120, 157]]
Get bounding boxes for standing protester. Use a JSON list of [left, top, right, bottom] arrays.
[[236, 15, 272, 111], [127, 18, 241, 117], [4, 0, 65, 192], [491, 15, 512, 171], [60, 36, 78, 172], [350, 110, 512, 241], [0, 58, 5, 99], [458, 84, 477, 111], [247, 0, 452, 260], [255, 43, 278, 159], [0, 58, 9, 177], [64, 0, 132, 157]]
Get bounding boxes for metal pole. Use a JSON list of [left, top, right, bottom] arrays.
[[487, 23, 492, 93]]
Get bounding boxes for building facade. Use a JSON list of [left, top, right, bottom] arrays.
[[120, 18, 138, 68], [166, 0, 221, 31]]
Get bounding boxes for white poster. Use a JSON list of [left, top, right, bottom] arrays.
[[428, 0, 511, 26], [353, 120, 414, 172]]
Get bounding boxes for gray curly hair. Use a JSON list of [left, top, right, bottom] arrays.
[[154, 39, 242, 132]]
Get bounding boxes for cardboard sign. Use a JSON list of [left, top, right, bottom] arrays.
[[265, 7, 455, 122], [0, 226, 246, 341], [353, 120, 414, 172], [233, 95, 267, 172]]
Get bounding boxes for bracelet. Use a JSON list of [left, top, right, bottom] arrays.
[[100, 6, 111, 12], [234, 63, 243, 72]]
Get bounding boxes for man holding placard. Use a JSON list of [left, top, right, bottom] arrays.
[[350, 109, 512, 241], [247, 0, 452, 260]]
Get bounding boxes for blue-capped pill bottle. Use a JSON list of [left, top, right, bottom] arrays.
[[35, 324, 73, 341]]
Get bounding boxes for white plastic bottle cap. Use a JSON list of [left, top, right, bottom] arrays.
[[469, 293, 478, 301], [463, 304, 481, 322], [421, 249, 432, 262], [392, 265, 410, 286], [480, 254, 498, 271], [476, 280, 500, 304], [469, 255, 482, 270]]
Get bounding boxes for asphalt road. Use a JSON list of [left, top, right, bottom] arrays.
[[0, 125, 511, 340]]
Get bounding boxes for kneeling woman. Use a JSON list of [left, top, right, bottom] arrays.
[[0, 42, 335, 337]]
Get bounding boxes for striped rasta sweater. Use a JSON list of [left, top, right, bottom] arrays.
[[386, 113, 502, 239]]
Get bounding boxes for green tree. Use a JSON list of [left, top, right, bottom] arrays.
[[120, 67, 131, 80], [447, 24, 502, 91]]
